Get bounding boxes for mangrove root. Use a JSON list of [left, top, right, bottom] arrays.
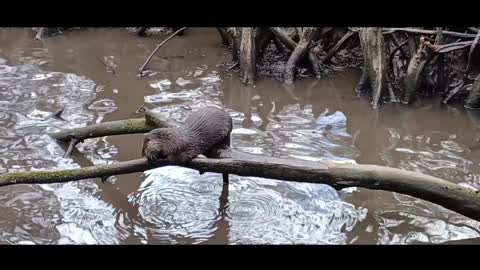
[[284, 27, 319, 84]]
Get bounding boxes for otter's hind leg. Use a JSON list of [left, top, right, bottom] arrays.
[[221, 134, 231, 184], [205, 135, 231, 185]]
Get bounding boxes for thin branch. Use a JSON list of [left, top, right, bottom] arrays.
[[137, 27, 187, 77], [96, 57, 117, 76]]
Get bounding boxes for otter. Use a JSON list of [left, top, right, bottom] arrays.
[[142, 106, 233, 183]]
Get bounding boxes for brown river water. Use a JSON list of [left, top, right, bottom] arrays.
[[1, 27, 480, 245]]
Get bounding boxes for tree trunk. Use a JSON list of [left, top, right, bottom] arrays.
[[359, 28, 388, 109], [284, 27, 319, 84], [239, 27, 256, 85]]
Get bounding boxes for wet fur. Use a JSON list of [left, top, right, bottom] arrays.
[[142, 106, 233, 164]]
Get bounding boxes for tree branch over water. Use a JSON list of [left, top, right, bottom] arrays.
[[1, 147, 480, 222], [2, 112, 479, 222]]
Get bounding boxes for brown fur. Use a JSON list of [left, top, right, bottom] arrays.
[[142, 106, 233, 164]]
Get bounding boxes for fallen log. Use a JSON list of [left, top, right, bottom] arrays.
[[2, 148, 480, 222]]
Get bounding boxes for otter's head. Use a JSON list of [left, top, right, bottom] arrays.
[[142, 128, 175, 161]]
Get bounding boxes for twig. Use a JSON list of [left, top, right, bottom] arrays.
[[322, 31, 356, 63], [96, 57, 117, 76], [137, 27, 187, 77], [223, 61, 239, 73]]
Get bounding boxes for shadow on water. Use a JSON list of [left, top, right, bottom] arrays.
[[0, 27, 480, 244]]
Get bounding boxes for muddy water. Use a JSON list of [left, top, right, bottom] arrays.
[[1, 27, 480, 245]]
